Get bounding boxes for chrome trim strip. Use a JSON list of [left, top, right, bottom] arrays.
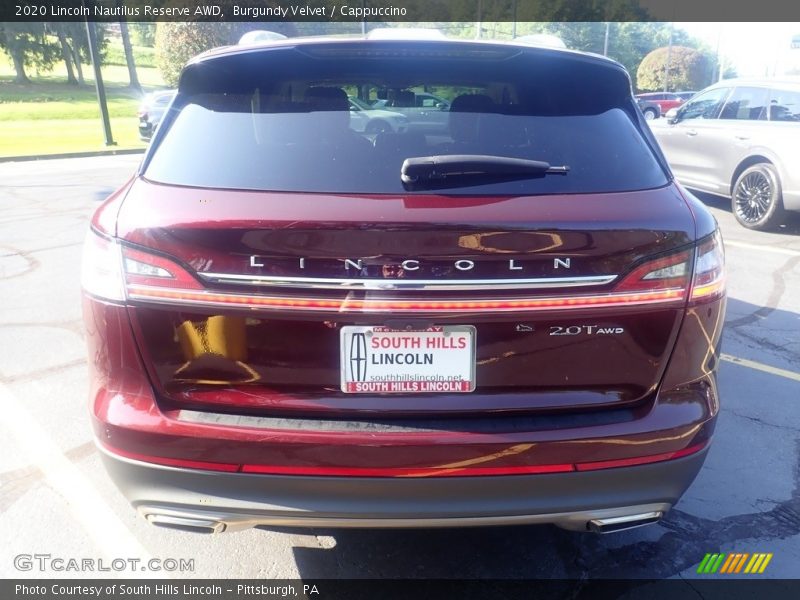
[[196, 272, 617, 291], [178, 410, 443, 433]]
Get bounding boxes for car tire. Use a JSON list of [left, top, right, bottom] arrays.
[[365, 120, 392, 134], [732, 163, 786, 231], [643, 108, 658, 120]]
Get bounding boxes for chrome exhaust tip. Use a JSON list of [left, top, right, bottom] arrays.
[[587, 511, 663, 534], [145, 514, 225, 534]]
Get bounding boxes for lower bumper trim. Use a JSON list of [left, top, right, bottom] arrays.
[[137, 503, 671, 533]]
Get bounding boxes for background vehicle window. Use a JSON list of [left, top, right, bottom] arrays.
[[768, 89, 800, 121], [718, 87, 770, 120], [678, 87, 730, 120]]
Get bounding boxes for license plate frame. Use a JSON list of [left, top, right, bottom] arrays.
[[339, 325, 476, 394]]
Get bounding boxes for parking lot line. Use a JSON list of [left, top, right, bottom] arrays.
[[0, 382, 153, 574], [721, 353, 800, 382], [724, 240, 800, 257]]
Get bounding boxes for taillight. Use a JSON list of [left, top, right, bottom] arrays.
[[614, 232, 725, 306], [690, 231, 725, 302], [615, 249, 691, 294], [123, 246, 202, 290], [81, 229, 125, 302], [87, 230, 716, 313], [82, 229, 202, 302]]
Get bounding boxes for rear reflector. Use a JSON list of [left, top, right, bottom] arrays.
[[102, 443, 239, 472], [574, 442, 709, 471], [101, 439, 708, 477], [239, 463, 576, 477]]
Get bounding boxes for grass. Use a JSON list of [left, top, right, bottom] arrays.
[[0, 118, 145, 156], [103, 43, 157, 69], [0, 44, 167, 157]]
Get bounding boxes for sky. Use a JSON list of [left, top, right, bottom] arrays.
[[677, 22, 800, 77]]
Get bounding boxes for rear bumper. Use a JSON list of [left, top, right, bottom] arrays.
[[85, 294, 723, 533], [782, 189, 800, 212], [99, 443, 707, 532]]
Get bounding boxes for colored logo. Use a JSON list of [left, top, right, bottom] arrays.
[[697, 552, 773, 574]]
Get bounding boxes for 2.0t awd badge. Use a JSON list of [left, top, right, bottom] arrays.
[[549, 325, 625, 336]]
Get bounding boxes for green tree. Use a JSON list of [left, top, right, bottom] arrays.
[[49, 23, 79, 85], [637, 46, 711, 92], [61, 23, 89, 85], [119, 20, 141, 91], [0, 23, 59, 83], [131, 23, 156, 47], [426, 20, 712, 90]]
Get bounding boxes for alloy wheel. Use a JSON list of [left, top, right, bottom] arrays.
[[734, 169, 774, 225]]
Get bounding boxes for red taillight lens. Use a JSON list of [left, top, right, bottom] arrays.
[[690, 231, 725, 302], [81, 229, 125, 302], [123, 246, 202, 290], [615, 249, 691, 293], [81, 228, 203, 302]]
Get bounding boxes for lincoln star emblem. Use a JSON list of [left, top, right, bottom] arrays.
[[349, 333, 368, 382]]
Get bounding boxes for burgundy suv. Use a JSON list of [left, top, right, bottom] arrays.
[[82, 37, 725, 534], [635, 92, 684, 114]]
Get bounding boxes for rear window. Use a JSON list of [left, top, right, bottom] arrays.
[[768, 88, 800, 122], [144, 44, 668, 195]]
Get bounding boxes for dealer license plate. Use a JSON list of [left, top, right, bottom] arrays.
[[340, 325, 476, 393]]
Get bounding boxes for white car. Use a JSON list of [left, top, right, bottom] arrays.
[[650, 78, 800, 230], [348, 97, 408, 134]]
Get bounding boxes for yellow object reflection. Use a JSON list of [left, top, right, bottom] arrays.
[[458, 231, 564, 254], [174, 316, 260, 384]]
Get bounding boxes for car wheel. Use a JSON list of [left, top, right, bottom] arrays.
[[366, 120, 391, 134], [643, 108, 657, 120], [732, 163, 785, 231]]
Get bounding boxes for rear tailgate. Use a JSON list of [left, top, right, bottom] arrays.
[[116, 179, 695, 416]]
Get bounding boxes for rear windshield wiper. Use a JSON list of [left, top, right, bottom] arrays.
[[401, 155, 569, 190]]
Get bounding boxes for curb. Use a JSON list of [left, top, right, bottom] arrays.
[[0, 148, 146, 163]]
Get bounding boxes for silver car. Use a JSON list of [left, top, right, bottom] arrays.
[[347, 97, 409, 134], [650, 78, 800, 230]]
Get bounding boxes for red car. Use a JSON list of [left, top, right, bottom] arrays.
[[635, 92, 685, 115], [82, 37, 725, 534]]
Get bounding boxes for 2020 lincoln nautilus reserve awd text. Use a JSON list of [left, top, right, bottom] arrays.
[[81, 35, 726, 534]]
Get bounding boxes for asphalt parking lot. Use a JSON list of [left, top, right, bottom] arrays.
[[0, 154, 798, 582]]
